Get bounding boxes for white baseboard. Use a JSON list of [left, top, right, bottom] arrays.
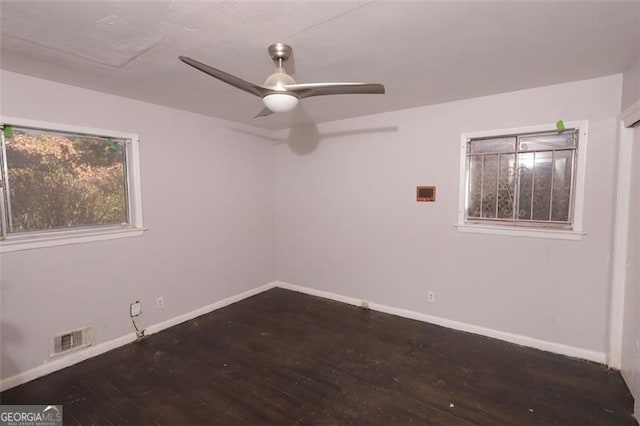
[[0, 282, 276, 392], [1, 280, 607, 392], [0, 332, 140, 392], [144, 282, 275, 335], [274, 281, 607, 364]]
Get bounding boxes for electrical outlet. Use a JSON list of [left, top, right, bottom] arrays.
[[156, 297, 164, 309], [130, 301, 141, 317], [427, 291, 436, 303]]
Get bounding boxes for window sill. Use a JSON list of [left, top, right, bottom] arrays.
[[0, 227, 147, 253], [455, 224, 585, 240]]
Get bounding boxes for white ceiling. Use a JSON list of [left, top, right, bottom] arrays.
[[1, 1, 639, 130]]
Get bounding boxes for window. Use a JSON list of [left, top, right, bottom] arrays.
[[0, 118, 144, 252], [457, 122, 588, 240]]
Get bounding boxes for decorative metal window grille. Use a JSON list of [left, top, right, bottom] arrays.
[[465, 129, 578, 228]]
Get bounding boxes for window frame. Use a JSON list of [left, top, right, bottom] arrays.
[[456, 121, 588, 240], [0, 116, 145, 252]]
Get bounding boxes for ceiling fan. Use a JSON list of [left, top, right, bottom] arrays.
[[179, 43, 385, 118]]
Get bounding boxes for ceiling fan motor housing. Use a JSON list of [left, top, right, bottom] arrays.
[[268, 43, 292, 62]]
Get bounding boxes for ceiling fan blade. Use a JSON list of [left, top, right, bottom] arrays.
[[284, 82, 385, 99], [254, 107, 274, 118], [179, 56, 270, 98]]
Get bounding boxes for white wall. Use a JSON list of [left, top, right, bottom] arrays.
[[622, 57, 640, 111], [274, 75, 622, 355], [0, 71, 274, 381], [620, 57, 640, 417], [621, 125, 640, 419]]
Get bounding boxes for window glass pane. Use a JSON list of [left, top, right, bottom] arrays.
[[551, 150, 573, 222], [497, 154, 516, 219], [518, 131, 576, 151], [467, 156, 483, 218], [5, 128, 128, 233], [481, 154, 499, 218], [517, 152, 534, 219], [469, 137, 516, 154], [532, 151, 553, 221]]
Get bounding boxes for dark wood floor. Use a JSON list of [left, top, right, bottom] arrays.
[[1, 288, 637, 425]]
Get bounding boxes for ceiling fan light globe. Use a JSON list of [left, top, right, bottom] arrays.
[[263, 93, 299, 113]]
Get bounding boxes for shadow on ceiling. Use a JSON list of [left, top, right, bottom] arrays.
[[228, 106, 398, 155]]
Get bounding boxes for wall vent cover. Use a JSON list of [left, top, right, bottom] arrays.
[[52, 326, 92, 356], [417, 186, 436, 202]]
